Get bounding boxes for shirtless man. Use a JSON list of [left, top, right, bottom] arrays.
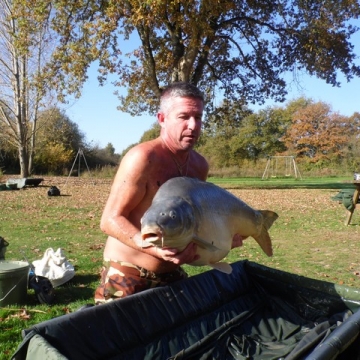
[[94, 82, 243, 303]]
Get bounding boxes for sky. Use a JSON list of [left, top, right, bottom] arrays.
[[63, 32, 360, 155]]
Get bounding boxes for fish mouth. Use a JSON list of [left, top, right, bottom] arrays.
[[141, 233, 161, 242], [141, 228, 164, 247]]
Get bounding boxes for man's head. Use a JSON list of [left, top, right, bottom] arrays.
[[158, 82, 204, 151], [159, 82, 204, 115]]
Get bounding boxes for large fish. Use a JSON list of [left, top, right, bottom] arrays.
[[140, 177, 278, 274]]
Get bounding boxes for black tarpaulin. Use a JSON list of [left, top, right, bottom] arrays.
[[11, 260, 360, 360]]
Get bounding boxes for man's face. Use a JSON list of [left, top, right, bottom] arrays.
[[158, 96, 203, 150]]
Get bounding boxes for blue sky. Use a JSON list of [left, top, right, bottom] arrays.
[[64, 32, 360, 155]]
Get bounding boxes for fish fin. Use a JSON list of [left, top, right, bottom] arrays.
[[209, 262, 233, 274], [253, 231, 273, 257], [192, 235, 220, 252], [259, 210, 279, 230], [251, 210, 279, 257]]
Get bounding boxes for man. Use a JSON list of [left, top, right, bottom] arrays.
[[95, 82, 241, 303]]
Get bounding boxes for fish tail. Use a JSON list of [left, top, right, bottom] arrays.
[[253, 210, 279, 257], [259, 210, 279, 230], [254, 230, 273, 257]]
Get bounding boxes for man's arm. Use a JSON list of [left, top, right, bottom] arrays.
[[100, 146, 148, 247], [100, 145, 198, 264]]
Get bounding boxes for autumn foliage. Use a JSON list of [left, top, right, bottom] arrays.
[[1, 1, 360, 176], [282, 102, 353, 163], [196, 97, 360, 172]]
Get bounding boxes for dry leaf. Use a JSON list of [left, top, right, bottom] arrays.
[[89, 244, 104, 250]]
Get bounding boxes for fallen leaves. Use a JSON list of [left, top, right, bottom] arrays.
[[89, 243, 104, 250], [0, 308, 47, 322]]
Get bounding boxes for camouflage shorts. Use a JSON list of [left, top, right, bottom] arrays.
[[94, 260, 188, 304]]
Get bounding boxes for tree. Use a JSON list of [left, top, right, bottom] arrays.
[[198, 135, 234, 168], [342, 112, 360, 170], [283, 101, 352, 163], [235, 107, 289, 160], [89, 143, 120, 168], [36, 108, 84, 150], [199, 101, 289, 165], [0, 0, 56, 177], [105, 143, 116, 157], [49, 0, 360, 118], [197, 100, 252, 167], [0, 130, 18, 173], [34, 107, 85, 174], [139, 122, 161, 142], [34, 142, 74, 174], [205, 99, 253, 138]]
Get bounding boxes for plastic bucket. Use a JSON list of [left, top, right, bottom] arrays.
[[0, 261, 29, 306]]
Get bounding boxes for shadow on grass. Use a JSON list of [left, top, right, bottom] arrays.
[[51, 274, 99, 304]]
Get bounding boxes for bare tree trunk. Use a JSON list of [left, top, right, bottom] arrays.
[[0, 1, 55, 177], [18, 144, 29, 177], [28, 121, 36, 175], [14, 50, 30, 177]]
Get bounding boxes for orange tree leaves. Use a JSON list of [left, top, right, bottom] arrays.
[[282, 100, 353, 163]]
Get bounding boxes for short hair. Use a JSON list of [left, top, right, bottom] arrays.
[[159, 82, 204, 114]]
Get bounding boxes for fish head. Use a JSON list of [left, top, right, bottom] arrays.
[[140, 196, 195, 249]]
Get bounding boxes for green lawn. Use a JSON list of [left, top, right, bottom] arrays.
[[0, 175, 359, 358], [209, 175, 355, 189]]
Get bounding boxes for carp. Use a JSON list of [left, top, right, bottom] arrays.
[[140, 177, 278, 274]]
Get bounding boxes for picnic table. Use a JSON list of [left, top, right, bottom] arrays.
[[345, 181, 360, 225]]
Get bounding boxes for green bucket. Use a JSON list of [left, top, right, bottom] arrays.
[[0, 261, 29, 306]]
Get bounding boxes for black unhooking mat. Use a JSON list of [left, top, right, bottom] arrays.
[[11, 260, 360, 360]]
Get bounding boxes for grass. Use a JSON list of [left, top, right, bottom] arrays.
[[0, 175, 360, 358], [209, 175, 356, 189]]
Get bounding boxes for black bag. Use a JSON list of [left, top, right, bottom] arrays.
[[28, 274, 55, 305], [0, 236, 9, 260], [47, 186, 60, 196]]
